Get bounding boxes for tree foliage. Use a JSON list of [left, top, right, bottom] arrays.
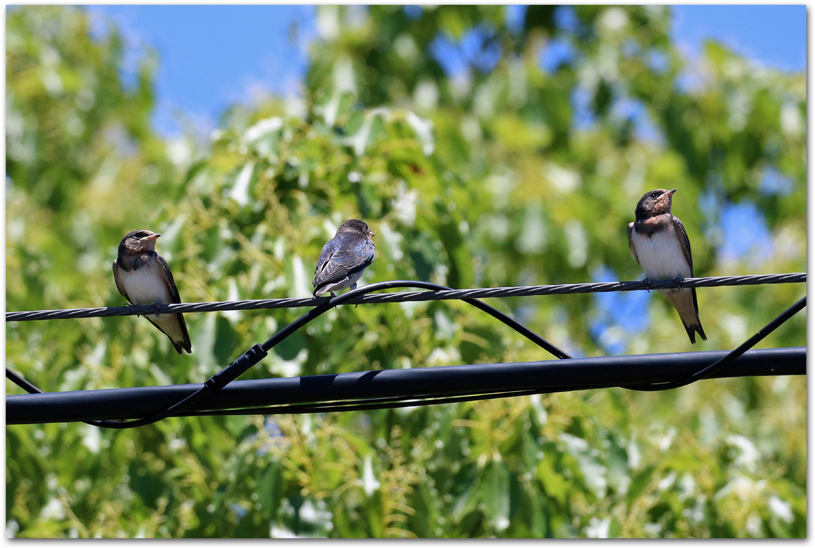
[[6, 5, 805, 538]]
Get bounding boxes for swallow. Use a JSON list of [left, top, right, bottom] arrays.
[[627, 189, 707, 344], [312, 219, 376, 297], [113, 230, 192, 354]]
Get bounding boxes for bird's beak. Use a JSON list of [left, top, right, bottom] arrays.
[[144, 233, 161, 241], [657, 189, 676, 212], [370, 231, 376, 237]]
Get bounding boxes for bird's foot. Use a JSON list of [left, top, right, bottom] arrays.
[[642, 278, 652, 293], [124, 303, 141, 317], [673, 275, 685, 286], [152, 303, 164, 316]]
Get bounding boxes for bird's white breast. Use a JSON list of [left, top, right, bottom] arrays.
[[120, 264, 173, 307], [631, 225, 691, 280]]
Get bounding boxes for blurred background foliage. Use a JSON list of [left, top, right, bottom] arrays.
[[6, 5, 805, 538]]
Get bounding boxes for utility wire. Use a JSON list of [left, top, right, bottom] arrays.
[[7, 281, 571, 429], [6, 276, 806, 427], [5, 273, 805, 322], [7, 347, 805, 424], [6, 368, 42, 395], [123, 295, 811, 416], [627, 296, 806, 391]]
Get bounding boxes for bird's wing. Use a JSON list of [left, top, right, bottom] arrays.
[[671, 215, 693, 275], [313, 238, 339, 283], [153, 252, 192, 352], [313, 235, 374, 287], [154, 252, 183, 304], [627, 222, 639, 264], [313, 239, 339, 287], [112, 259, 131, 303]]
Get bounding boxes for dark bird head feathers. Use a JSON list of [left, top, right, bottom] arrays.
[[336, 219, 375, 239], [119, 230, 161, 256], [634, 188, 676, 221]]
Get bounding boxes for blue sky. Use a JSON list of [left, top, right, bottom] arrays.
[[86, 5, 806, 137], [88, 5, 317, 136], [672, 5, 806, 72]]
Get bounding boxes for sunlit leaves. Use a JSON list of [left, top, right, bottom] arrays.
[[6, 4, 806, 539]]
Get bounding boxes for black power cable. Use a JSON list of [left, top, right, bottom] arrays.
[[6, 278, 806, 427], [7, 281, 571, 428], [626, 296, 806, 391], [7, 347, 805, 424]]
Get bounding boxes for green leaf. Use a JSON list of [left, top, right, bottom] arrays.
[[480, 460, 511, 532], [537, 454, 570, 506]]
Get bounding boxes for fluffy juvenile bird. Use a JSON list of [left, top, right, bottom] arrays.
[[113, 230, 192, 354], [312, 219, 376, 297], [627, 189, 707, 344]]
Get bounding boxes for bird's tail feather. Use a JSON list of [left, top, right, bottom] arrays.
[[661, 288, 706, 345], [682, 321, 707, 345], [146, 314, 192, 354]]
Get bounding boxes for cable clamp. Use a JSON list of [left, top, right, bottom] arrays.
[[204, 344, 268, 393]]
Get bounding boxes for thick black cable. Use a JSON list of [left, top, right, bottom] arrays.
[[7, 347, 805, 424], [176, 292, 807, 413], [5, 357, 211, 430], [11, 281, 569, 428], [10, 289, 802, 423], [6, 279, 805, 426], [181, 383, 624, 417], [5, 273, 805, 322], [184, 389, 547, 416], [107, 291, 809, 420], [626, 295, 806, 391]]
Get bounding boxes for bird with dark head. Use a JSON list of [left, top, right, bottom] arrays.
[[634, 188, 675, 222], [627, 189, 707, 344], [113, 230, 192, 354], [312, 219, 376, 297]]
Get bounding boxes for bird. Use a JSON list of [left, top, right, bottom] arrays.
[[312, 219, 376, 297], [627, 188, 707, 344], [113, 229, 192, 354]]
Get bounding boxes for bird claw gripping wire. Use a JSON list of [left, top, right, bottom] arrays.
[[124, 303, 142, 317]]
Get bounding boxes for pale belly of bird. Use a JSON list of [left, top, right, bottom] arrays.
[[633, 230, 692, 284], [121, 267, 174, 319]]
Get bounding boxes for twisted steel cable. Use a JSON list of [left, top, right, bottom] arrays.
[[7, 347, 806, 424], [5, 273, 806, 322], [6, 274, 806, 427], [10, 280, 572, 429]]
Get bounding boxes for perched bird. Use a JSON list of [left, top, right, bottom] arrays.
[[312, 219, 376, 297], [113, 230, 192, 354], [627, 189, 707, 344]]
